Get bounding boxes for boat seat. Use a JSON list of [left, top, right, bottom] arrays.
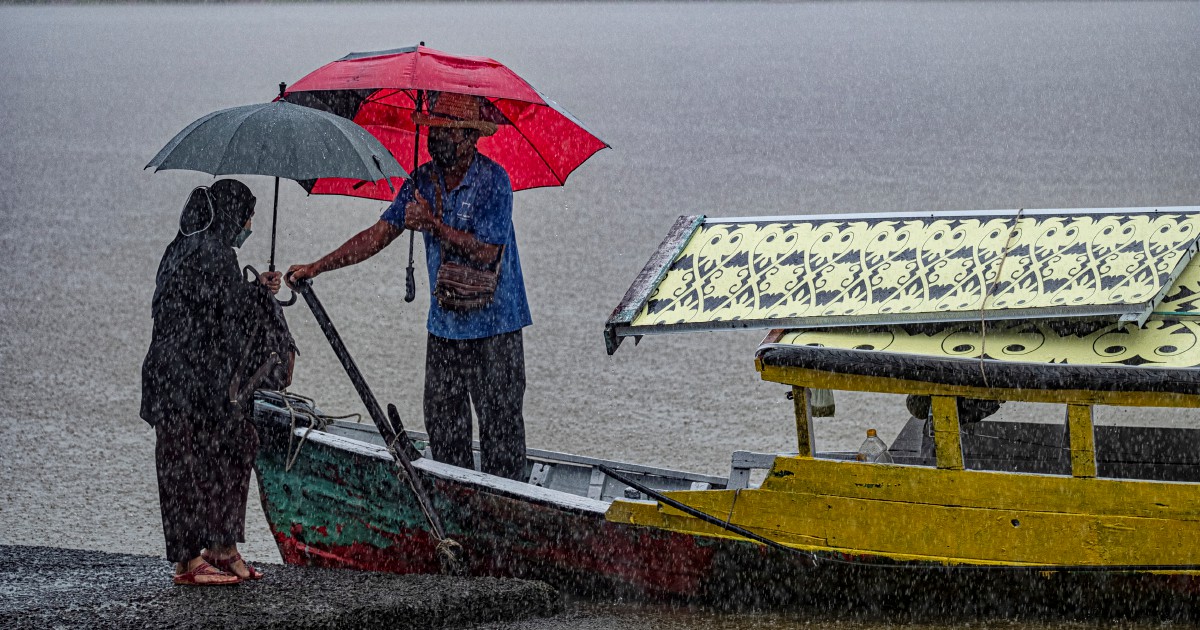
[[729, 451, 790, 489]]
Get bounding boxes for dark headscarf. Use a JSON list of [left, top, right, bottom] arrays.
[[178, 179, 256, 246]]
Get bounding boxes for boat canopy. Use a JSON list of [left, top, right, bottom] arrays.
[[605, 208, 1200, 354]]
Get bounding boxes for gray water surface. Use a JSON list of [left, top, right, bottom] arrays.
[[1, 2, 1197, 624]]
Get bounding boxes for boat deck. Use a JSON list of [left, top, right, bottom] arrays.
[[324, 420, 734, 501]]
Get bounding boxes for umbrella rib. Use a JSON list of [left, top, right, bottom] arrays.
[[505, 110, 566, 187], [214, 105, 266, 176], [365, 95, 515, 126], [361, 98, 420, 117], [365, 88, 412, 107], [533, 89, 609, 147]]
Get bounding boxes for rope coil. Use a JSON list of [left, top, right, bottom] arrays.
[[259, 389, 361, 472]]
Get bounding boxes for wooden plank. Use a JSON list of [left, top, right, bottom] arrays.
[[792, 386, 814, 457], [756, 363, 1200, 408], [607, 485, 1200, 566], [757, 342, 1200, 400], [1067, 404, 1097, 478], [604, 215, 704, 354], [931, 396, 964, 470], [760, 457, 1200, 519]]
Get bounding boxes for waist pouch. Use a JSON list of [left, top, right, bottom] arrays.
[[435, 257, 501, 311]]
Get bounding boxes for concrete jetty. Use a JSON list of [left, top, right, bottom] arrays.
[[0, 545, 561, 629]]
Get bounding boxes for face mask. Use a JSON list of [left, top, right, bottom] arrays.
[[233, 227, 252, 249]]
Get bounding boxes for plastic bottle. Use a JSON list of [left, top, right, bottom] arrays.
[[856, 429, 893, 463]]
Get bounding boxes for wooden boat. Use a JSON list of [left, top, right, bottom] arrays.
[[252, 395, 804, 602], [253, 206, 1200, 614]]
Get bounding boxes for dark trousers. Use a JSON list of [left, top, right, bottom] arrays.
[[424, 330, 527, 481], [155, 413, 259, 563]]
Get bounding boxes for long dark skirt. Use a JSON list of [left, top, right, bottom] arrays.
[[424, 329, 527, 481], [155, 412, 259, 563]]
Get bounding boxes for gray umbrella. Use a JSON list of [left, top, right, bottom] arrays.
[[146, 92, 407, 271]]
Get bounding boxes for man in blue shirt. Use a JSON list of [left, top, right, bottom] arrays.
[[287, 92, 531, 481]]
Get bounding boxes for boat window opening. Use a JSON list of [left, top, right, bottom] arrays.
[[1094, 405, 1198, 429], [870, 399, 1200, 482], [805, 391, 913, 463], [1090, 406, 1200, 483], [948, 400, 1072, 476]]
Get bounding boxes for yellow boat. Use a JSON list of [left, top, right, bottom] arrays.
[[602, 207, 1200, 607], [255, 206, 1198, 614]]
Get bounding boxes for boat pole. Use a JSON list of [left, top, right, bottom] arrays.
[[288, 275, 464, 574]]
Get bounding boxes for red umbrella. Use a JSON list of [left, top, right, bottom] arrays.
[[282, 44, 609, 200]]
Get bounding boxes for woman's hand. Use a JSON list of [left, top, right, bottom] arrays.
[[259, 271, 282, 295]]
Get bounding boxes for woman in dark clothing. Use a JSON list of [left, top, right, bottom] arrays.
[[141, 179, 281, 585]]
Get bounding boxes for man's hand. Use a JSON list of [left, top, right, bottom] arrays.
[[412, 188, 502, 266], [286, 263, 318, 288], [259, 271, 282, 295], [404, 188, 441, 234]]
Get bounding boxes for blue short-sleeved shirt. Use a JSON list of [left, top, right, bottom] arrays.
[[381, 154, 532, 340]]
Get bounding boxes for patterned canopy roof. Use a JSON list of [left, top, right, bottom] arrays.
[[606, 208, 1200, 354]]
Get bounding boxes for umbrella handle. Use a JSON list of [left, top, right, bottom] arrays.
[[284, 269, 309, 290], [404, 267, 416, 302], [404, 234, 417, 303], [247, 264, 297, 306]]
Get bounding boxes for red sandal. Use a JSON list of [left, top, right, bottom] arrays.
[[202, 550, 264, 580], [173, 560, 240, 586]]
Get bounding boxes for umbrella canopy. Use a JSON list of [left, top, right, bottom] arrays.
[[146, 98, 407, 271], [282, 45, 609, 200], [146, 100, 405, 183]]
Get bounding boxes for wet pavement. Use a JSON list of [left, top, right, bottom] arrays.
[[0, 545, 560, 629]]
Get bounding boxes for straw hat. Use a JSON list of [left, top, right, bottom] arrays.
[[411, 92, 499, 136]]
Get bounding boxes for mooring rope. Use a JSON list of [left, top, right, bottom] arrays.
[[723, 488, 742, 530], [976, 208, 1025, 389], [261, 390, 463, 574], [260, 389, 361, 473]]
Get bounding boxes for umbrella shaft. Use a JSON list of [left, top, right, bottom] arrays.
[[269, 177, 280, 272], [404, 89, 423, 301]]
